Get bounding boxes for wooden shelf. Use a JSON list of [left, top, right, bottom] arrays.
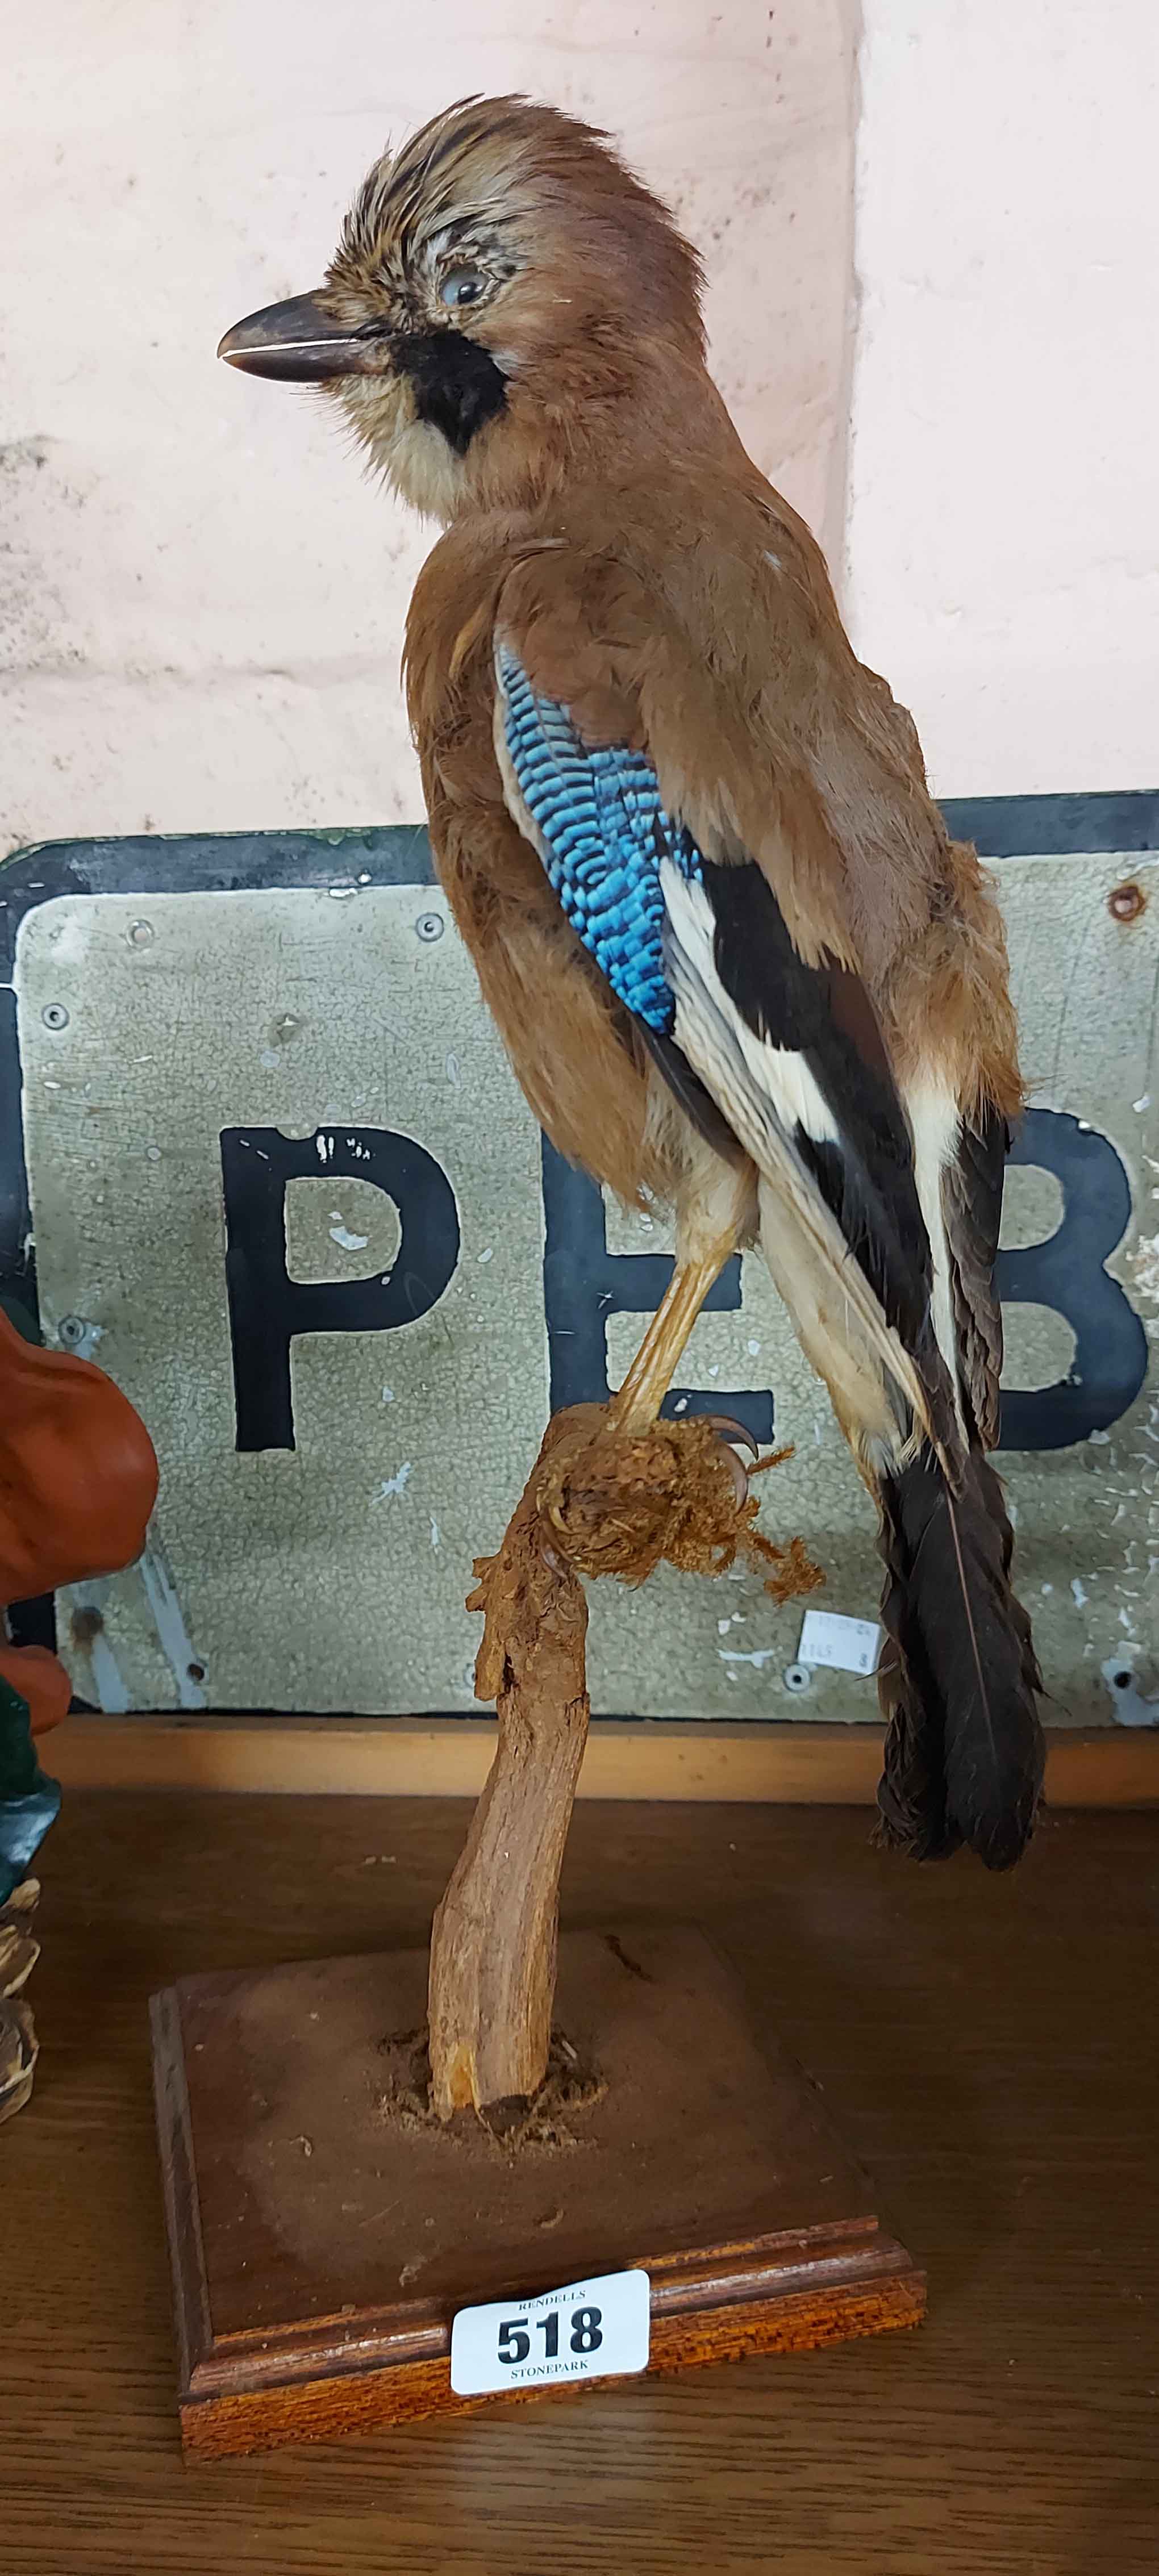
[[49, 1714, 1159, 1805]]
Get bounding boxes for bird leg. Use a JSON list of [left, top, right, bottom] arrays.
[[608, 1238, 739, 1434]]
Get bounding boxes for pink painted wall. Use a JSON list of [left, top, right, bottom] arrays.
[[847, 0, 1159, 795], [0, 2, 856, 851], [6, 5, 1152, 841]]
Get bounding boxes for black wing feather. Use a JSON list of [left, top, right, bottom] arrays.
[[698, 857, 933, 1358]]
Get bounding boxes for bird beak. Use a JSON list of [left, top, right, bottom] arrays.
[[217, 292, 382, 383]]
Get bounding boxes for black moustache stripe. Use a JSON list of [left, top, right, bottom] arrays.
[[394, 329, 507, 456]]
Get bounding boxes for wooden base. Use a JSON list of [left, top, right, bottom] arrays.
[[151, 1926, 924, 2460]]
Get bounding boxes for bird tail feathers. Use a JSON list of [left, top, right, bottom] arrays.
[[875, 1445, 1044, 1869]]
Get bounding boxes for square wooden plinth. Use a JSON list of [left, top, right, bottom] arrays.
[[151, 1927, 924, 2460]]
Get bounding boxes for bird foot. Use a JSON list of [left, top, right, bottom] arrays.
[[695, 1413, 760, 1506]]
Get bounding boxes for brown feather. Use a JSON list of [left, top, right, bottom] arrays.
[[943, 1110, 1009, 1449]]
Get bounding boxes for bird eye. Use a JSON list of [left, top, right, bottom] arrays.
[[439, 267, 487, 311]]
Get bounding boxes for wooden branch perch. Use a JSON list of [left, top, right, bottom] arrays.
[[427, 1404, 818, 2126], [427, 1411, 595, 2122]]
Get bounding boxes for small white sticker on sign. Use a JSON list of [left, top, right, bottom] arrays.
[[797, 1609, 882, 1676], [449, 2266, 651, 2398]]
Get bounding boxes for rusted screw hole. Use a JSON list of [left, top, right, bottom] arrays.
[[1108, 881, 1146, 922], [187, 1661, 206, 1684]]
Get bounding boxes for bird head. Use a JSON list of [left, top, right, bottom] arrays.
[[218, 95, 707, 520]]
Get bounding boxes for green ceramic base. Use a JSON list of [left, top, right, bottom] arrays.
[[0, 1672, 60, 1906]]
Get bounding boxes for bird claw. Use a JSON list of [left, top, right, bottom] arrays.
[[718, 1445, 751, 1509], [691, 1414, 755, 1508], [697, 1412, 760, 1463]]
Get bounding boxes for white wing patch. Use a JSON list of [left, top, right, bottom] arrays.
[[659, 861, 840, 1153], [657, 857, 935, 1451], [906, 1074, 966, 1433]]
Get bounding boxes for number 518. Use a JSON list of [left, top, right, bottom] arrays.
[[498, 2306, 603, 2364]]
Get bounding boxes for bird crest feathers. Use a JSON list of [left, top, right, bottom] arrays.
[[330, 94, 706, 353]]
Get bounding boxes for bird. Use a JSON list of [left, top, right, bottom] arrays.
[[219, 94, 1044, 1867]]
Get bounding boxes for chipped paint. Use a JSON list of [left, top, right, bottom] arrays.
[[372, 1463, 412, 1502], [1129, 1231, 1159, 1303], [87, 1627, 131, 1713], [139, 1536, 207, 1711]]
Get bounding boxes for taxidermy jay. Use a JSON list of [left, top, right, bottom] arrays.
[[221, 96, 1044, 1867]]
